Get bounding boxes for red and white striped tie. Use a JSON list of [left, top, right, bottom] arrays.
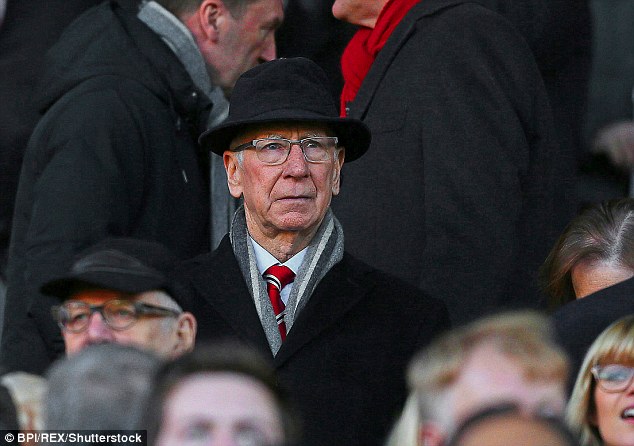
[[263, 265, 295, 341]]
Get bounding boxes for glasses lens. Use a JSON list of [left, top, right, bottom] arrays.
[[255, 139, 290, 164], [59, 301, 91, 333], [301, 137, 335, 162], [103, 300, 138, 330], [595, 364, 634, 391]]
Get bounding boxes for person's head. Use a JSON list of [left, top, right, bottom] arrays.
[[45, 343, 160, 431], [566, 314, 634, 446], [407, 311, 569, 446], [0, 372, 47, 431], [540, 198, 634, 310], [199, 57, 370, 255], [41, 238, 196, 358], [447, 405, 580, 446], [331, 0, 389, 28], [145, 341, 296, 446], [157, 0, 284, 97]]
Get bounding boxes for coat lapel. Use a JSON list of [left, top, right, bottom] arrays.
[[191, 237, 272, 354], [349, 0, 469, 119], [274, 255, 372, 366]]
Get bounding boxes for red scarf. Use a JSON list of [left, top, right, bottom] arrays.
[[340, 0, 421, 116]]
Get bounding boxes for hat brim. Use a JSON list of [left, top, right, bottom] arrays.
[[41, 271, 168, 300], [199, 111, 371, 162]]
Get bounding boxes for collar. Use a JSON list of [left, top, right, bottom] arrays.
[[249, 236, 307, 277]]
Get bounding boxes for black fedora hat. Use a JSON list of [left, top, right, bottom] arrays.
[[41, 237, 179, 302], [199, 57, 371, 161]]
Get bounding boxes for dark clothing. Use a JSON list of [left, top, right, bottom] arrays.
[[552, 278, 634, 394], [479, 0, 592, 222], [332, 0, 559, 325], [1, 1, 210, 374], [175, 236, 450, 446]]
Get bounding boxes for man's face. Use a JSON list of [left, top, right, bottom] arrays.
[[224, 123, 345, 243], [205, 0, 284, 96], [61, 289, 186, 358], [156, 372, 284, 446], [331, 0, 388, 27], [447, 343, 567, 429]]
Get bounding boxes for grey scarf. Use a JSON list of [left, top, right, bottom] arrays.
[[230, 206, 344, 355]]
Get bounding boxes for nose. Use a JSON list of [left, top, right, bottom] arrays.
[[258, 33, 277, 63], [85, 312, 115, 342], [283, 143, 310, 177]]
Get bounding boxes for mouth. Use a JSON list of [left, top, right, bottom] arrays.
[[621, 407, 634, 419]]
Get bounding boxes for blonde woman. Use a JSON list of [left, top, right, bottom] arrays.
[[567, 314, 634, 446]]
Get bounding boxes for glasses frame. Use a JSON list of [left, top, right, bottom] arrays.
[[591, 364, 634, 393], [52, 299, 182, 333], [231, 137, 339, 165]]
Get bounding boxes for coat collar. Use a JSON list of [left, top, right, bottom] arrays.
[[348, 0, 471, 119], [192, 237, 374, 365]]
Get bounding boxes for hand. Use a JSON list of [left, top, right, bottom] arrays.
[[593, 121, 634, 169]]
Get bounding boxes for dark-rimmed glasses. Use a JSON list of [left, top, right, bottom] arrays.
[[231, 137, 338, 165], [591, 364, 634, 393], [52, 299, 181, 333]]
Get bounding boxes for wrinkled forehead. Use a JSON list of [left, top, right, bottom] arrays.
[[231, 122, 335, 145]]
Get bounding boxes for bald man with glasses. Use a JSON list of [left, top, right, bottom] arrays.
[[41, 238, 196, 359]]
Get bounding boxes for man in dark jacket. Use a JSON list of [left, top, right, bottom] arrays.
[[176, 57, 450, 446], [0, 0, 284, 374], [331, 0, 560, 325]]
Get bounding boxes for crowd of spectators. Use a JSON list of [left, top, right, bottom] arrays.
[[0, 1, 633, 446]]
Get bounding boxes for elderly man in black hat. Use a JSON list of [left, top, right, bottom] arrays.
[[41, 238, 196, 359], [174, 57, 450, 446]]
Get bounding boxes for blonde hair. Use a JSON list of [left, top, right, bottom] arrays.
[[566, 315, 634, 446], [408, 311, 569, 433]]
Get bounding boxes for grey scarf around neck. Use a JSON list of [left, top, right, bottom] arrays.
[[230, 206, 345, 355]]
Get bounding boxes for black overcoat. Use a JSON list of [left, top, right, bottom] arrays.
[[332, 0, 560, 324], [1, 2, 210, 374], [175, 236, 450, 446]]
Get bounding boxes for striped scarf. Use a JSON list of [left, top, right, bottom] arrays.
[[230, 206, 344, 355]]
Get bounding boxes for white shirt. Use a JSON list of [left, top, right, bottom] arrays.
[[250, 237, 306, 305]]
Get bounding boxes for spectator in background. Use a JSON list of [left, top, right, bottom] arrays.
[[540, 198, 634, 311], [45, 343, 159, 432], [385, 311, 569, 446], [447, 405, 580, 446], [331, 0, 561, 325], [582, 0, 634, 200], [178, 57, 450, 446], [41, 238, 196, 359], [566, 314, 634, 446], [1, 0, 284, 375], [552, 277, 634, 395], [0, 372, 47, 432], [144, 342, 295, 446]]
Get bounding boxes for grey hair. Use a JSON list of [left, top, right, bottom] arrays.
[[44, 344, 160, 431]]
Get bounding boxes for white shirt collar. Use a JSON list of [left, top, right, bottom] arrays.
[[249, 236, 306, 276]]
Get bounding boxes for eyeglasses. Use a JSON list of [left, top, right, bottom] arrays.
[[52, 299, 181, 333], [231, 137, 338, 165], [591, 364, 634, 393]]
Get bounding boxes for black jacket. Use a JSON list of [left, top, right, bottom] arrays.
[[332, 0, 560, 325], [1, 1, 210, 374], [175, 236, 450, 446]]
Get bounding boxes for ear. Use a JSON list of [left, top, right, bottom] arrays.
[[224, 151, 244, 198], [419, 421, 446, 446], [198, 0, 225, 41], [331, 148, 345, 196], [171, 312, 197, 357]]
